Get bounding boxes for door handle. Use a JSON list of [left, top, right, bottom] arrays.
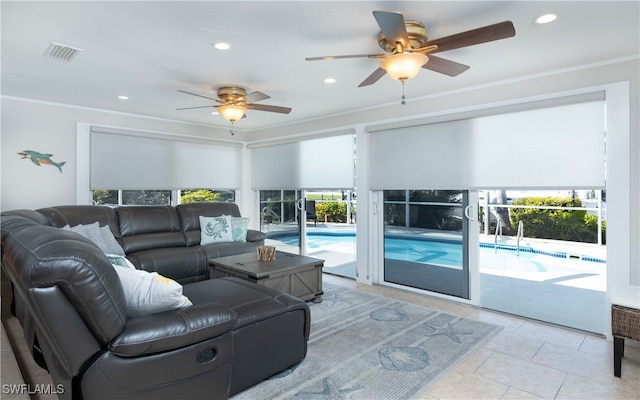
[[464, 205, 476, 221]]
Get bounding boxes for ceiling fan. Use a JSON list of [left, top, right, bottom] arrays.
[[306, 10, 515, 102], [177, 86, 292, 133]]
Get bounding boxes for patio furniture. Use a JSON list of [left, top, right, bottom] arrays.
[[305, 200, 317, 226]]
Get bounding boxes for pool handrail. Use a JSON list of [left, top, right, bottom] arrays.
[[517, 220, 524, 255], [494, 219, 503, 252]]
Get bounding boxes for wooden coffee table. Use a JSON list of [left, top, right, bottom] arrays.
[[209, 251, 324, 302]]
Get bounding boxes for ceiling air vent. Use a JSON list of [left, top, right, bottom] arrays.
[[44, 42, 82, 61]]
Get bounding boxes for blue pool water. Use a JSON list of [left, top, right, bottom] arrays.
[[276, 232, 606, 267], [384, 238, 462, 266]]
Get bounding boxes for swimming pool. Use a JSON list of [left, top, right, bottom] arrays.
[[276, 232, 606, 267]]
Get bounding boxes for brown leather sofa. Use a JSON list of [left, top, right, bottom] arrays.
[[1, 203, 311, 399]]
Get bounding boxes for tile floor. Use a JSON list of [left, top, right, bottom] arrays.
[[2, 273, 639, 400]]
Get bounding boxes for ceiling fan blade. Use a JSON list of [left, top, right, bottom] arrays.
[[176, 105, 214, 110], [423, 55, 470, 77], [421, 21, 516, 53], [306, 53, 386, 61], [176, 89, 218, 102], [358, 67, 387, 87], [373, 10, 410, 49], [247, 104, 292, 114], [246, 91, 270, 103]]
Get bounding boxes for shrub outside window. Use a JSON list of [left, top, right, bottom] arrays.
[[92, 189, 235, 206]]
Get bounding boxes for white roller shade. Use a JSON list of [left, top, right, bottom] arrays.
[[170, 141, 240, 189], [370, 100, 605, 190], [90, 130, 242, 190], [251, 133, 355, 190]]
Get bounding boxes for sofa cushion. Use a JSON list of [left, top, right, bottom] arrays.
[[108, 303, 236, 357], [1, 213, 42, 240], [37, 205, 121, 237], [1, 209, 50, 225], [64, 222, 125, 256], [199, 241, 261, 260], [126, 246, 209, 284], [200, 215, 234, 244], [183, 277, 310, 330], [116, 206, 186, 253]]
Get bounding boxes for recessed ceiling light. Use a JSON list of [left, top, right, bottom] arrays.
[[324, 78, 336, 84], [213, 42, 231, 50], [534, 13, 558, 24], [211, 110, 219, 115], [117, 95, 129, 100]]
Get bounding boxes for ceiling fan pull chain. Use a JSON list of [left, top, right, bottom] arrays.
[[229, 121, 235, 135], [401, 79, 407, 105]]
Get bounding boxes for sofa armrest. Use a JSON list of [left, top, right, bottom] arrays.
[[246, 229, 266, 242], [109, 303, 237, 357]]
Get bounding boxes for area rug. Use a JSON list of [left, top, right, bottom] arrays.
[[233, 283, 502, 400]]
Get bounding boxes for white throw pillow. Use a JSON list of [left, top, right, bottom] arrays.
[[110, 264, 193, 318], [199, 215, 233, 244], [231, 217, 250, 242], [64, 222, 125, 256]]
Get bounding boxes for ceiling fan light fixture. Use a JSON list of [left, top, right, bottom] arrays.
[[218, 104, 246, 122], [379, 52, 428, 81]]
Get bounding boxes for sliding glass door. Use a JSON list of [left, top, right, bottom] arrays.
[[304, 190, 356, 278], [383, 190, 471, 299], [259, 190, 303, 254], [259, 189, 357, 278], [478, 189, 607, 334]]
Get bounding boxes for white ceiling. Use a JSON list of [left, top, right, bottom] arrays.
[[2, 1, 639, 132]]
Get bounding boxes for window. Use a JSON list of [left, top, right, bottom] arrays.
[[179, 189, 235, 204], [92, 189, 171, 205], [92, 189, 235, 206], [260, 190, 299, 226], [93, 189, 118, 205]]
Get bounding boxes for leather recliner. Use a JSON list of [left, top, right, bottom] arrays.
[[1, 214, 310, 399]]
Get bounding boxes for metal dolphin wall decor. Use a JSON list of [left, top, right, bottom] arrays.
[[18, 150, 66, 173]]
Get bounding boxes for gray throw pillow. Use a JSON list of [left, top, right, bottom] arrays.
[[64, 222, 125, 256]]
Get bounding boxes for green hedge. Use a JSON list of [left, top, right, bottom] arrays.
[[315, 201, 352, 223], [180, 190, 224, 204], [510, 197, 605, 244]]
